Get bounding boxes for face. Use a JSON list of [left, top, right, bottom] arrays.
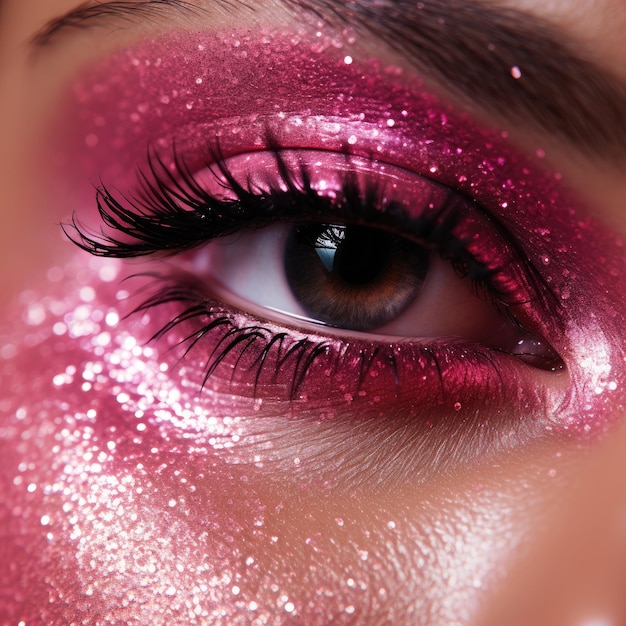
[[1, 0, 626, 624]]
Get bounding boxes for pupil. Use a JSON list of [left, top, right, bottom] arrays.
[[284, 223, 429, 331], [323, 225, 389, 285]]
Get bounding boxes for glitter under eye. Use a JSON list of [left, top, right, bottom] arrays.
[[3, 17, 626, 624]]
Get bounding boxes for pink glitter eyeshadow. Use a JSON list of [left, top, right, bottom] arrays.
[[1, 24, 626, 624], [55, 28, 626, 431]]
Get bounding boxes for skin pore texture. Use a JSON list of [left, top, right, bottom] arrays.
[[1, 1, 626, 625]]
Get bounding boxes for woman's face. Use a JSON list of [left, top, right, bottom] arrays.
[[2, 1, 626, 623]]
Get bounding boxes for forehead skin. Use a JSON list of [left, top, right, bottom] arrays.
[[1, 1, 626, 625]]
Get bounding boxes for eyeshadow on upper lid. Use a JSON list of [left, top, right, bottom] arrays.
[[47, 27, 626, 434]]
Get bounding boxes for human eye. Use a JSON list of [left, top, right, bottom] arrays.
[[5, 1, 626, 622], [53, 24, 626, 490], [68, 143, 563, 394], [191, 149, 555, 355]]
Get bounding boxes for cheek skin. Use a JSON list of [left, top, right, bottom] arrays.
[[0, 253, 554, 624], [478, 422, 626, 626]]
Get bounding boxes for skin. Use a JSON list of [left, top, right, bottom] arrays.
[[1, 0, 626, 624]]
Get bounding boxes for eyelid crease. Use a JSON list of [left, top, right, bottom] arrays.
[[34, 0, 626, 164]]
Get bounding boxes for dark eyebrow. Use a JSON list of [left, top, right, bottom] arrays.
[[32, 0, 626, 162], [295, 0, 626, 161], [32, 0, 206, 45]]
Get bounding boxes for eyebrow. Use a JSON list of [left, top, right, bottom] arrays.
[[32, 0, 205, 44], [32, 0, 626, 162]]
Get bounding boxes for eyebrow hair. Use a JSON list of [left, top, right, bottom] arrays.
[[32, 0, 206, 45], [31, 0, 626, 162]]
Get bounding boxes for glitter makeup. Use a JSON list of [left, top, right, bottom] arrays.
[[2, 25, 626, 625], [57, 29, 626, 432]]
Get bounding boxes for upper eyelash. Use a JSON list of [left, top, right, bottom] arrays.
[[64, 144, 340, 258], [63, 142, 560, 322]]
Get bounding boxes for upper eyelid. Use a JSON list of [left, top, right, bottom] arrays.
[[63, 145, 560, 326], [51, 25, 595, 311], [31, 1, 626, 165]]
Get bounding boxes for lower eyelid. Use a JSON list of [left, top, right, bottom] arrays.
[[191, 409, 539, 488], [131, 273, 568, 424], [106, 270, 572, 487]]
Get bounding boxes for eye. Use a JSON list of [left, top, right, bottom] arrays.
[[174, 149, 562, 368], [200, 220, 525, 351], [66, 142, 567, 431], [49, 28, 626, 509], [277, 221, 431, 330]]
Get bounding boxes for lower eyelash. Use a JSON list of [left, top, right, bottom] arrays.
[[134, 275, 343, 401], [130, 274, 558, 421]]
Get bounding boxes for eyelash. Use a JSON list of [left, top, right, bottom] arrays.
[[64, 143, 561, 400]]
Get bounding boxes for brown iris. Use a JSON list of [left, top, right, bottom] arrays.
[[284, 223, 429, 331]]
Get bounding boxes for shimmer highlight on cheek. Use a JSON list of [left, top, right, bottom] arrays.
[[0, 256, 528, 623]]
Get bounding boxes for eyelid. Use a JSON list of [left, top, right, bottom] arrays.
[[58, 30, 626, 437], [67, 145, 553, 321], [56, 28, 541, 200]]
